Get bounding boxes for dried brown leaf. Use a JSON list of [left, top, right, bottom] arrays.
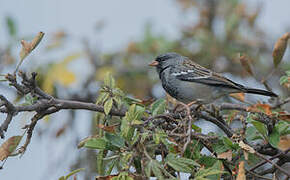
[[230, 92, 245, 102], [19, 32, 44, 61], [55, 124, 68, 138], [97, 124, 118, 133], [217, 150, 232, 161], [96, 175, 118, 180], [239, 54, 253, 76], [243, 151, 249, 161], [137, 98, 155, 106], [278, 135, 290, 151], [246, 103, 272, 115], [277, 111, 290, 122], [237, 161, 246, 180], [239, 141, 255, 154], [272, 32, 290, 67], [126, 42, 140, 53], [0, 136, 22, 161]]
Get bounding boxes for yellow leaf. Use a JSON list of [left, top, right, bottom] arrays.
[[0, 136, 22, 161], [104, 72, 115, 88], [56, 68, 76, 86], [272, 32, 290, 67], [42, 53, 81, 94], [237, 161, 246, 180], [95, 66, 115, 82]]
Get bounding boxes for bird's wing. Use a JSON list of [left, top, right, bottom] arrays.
[[173, 59, 245, 90]]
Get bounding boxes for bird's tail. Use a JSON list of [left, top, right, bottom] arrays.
[[244, 88, 278, 97]]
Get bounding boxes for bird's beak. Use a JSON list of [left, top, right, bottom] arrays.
[[149, 60, 159, 67]]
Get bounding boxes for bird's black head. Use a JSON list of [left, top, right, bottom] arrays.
[[149, 52, 182, 74], [155, 52, 180, 62]]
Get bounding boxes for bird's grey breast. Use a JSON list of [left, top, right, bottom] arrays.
[[159, 66, 179, 99]]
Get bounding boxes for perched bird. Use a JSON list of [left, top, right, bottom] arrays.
[[149, 52, 277, 104]]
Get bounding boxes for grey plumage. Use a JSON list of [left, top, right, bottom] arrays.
[[150, 52, 277, 103]]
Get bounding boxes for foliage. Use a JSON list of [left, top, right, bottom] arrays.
[[0, 0, 290, 179]]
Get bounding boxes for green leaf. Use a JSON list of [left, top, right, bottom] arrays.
[[105, 133, 125, 148], [120, 118, 135, 141], [251, 121, 268, 140], [280, 76, 289, 85], [276, 121, 290, 135], [206, 160, 224, 180], [194, 163, 226, 180], [97, 150, 104, 175], [184, 140, 203, 159], [130, 130, 140, 145], [5, 16, 17, 37], [112, 172, 133, 180], [222, 137, 239, 150], [178, 156, 200, 167], [96, 92, 109, 104], [212, 139, 229, 154], [119, 152, 132, 170], [84, 138, 107, 149], [165, 153, 200, 173], [192, 124, 202, 133], [105, 158, 118, 175], [153, 130, 167, 144], [151, 99, 166, 116], [64, 168, 84, 180], [161, 138, 178, 153], [113, 96, 122, 108], [198, 156, 218, 168], [141, 131, 149, 143], [104, 98, 113, 115], [58, 176, 65, 180], [133, 157, 142, 174], [123, 96, 142, 105], [269, 126, 280, 148], [58, 168, 84, 180], [246, 126, 257, 140], [131, 119, 143, 125], [151, 160, 164, 180], [145, 160, 153, 178], [126, 104, 145, 122]]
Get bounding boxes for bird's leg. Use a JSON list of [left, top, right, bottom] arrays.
[[173, 100, 199, 114]]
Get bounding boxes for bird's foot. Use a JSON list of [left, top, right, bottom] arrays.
[[173, 101, 202, 114]]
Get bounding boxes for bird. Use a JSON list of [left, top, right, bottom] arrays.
[[149, 52, 278, 104]]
